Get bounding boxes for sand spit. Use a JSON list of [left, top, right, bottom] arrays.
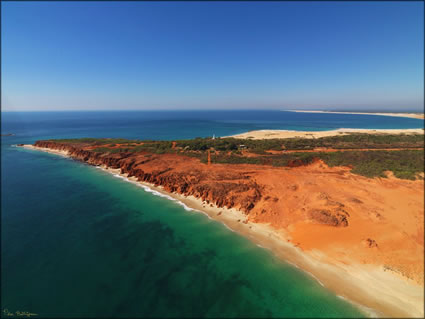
[[229, 128, 424, 140], [287, 110, 425, 120], [19, 144, 424, 318]]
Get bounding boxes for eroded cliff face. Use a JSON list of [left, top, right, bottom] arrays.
[[34, 141, 264, 215], [33, 140, 424, 284]]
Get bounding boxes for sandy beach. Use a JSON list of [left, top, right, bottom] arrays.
[[288, 110, 425, 120], [228, 128, 424, 140], [20, 144, 424, 318]]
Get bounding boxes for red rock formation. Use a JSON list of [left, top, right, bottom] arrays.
[[34, 141, 263, 214]]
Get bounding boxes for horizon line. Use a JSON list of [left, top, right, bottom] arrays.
[[1, 108, 424, 113]]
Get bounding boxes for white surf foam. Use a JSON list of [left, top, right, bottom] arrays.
[[106, 169, 200, 214], [219, 223, 235, 232]]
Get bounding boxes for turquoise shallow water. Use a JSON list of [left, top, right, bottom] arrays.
[[3, 110, 422, 317]]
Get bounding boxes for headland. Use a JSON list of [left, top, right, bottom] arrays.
[[19, 132, 424, 317]]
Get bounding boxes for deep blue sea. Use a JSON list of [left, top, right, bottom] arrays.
[[2, 111, 423, 318]]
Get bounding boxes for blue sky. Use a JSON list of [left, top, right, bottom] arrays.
[[2, 1, 424, 111]]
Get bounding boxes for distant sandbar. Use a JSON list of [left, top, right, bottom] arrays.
[[229, 128, 424, 140], [287, 110, 425, 120]]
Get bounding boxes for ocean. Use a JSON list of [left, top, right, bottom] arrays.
[[2, 110, 423, 317]]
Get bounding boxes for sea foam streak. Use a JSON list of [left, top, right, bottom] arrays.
[[100, 169, 227, 224], [96, 166, 199, 213], [108, 170, 201, 214]]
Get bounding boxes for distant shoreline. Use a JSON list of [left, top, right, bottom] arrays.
[[229, 128, 424, 140], [287, 110, 425, 120]]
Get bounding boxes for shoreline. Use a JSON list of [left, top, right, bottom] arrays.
[[286, 110, 425, 120], [228, 128, 424, 140], [19, 144, 424, 318]]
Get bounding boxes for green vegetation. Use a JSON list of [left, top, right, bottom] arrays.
[[51, 133, 424, 152], [46, 134, 424, 180], [320, 150, 424, 180], [53, 138, 140, 145], [175, 133, 424, 152], [201, 150, 424, 180]]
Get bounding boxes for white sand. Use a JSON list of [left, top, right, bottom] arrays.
[[228, 128, 424, 140]]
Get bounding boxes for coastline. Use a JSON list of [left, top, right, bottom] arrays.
[[287, 110, 425, 120], [19, 144, 424, 318], [228, 128, 424, 140]]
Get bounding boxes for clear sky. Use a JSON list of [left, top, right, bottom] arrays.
[[2, 1, 424, 112]]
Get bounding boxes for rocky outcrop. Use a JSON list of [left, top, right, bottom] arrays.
[[308, 208, 349, 227], [363, 238, 378, 248]]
